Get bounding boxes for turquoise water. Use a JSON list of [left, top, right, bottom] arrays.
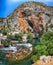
[[0, 57, 33, 65], [34, 38, 40, 46], [0, 38, 39, 65], [0, 61, 5, 65]]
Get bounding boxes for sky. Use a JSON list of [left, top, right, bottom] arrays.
[[0, 0, 53, 18]]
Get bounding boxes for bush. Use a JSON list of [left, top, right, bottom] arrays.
[[27, 32, 33, 44], [15, 32, 23, 42], [1, 40, 9, 46], [47, 42, 53, 55], [31, 54, 41, 62], [40, 31, 53, 45], [1, 29, 7, 35], [35, 45, 48, 55], [15, 32, 23, 38], [7, 34, 15, 40]]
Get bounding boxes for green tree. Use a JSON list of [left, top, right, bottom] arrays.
[[32, 31, 53, 62], [40, 31, 53, 45], [31, 54, 41, 62], [27, 32, 33, 44], [35, 45, 48, 55], [47, 42, 53, 55]]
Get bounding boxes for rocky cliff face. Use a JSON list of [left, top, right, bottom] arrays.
[[32, 56, 53, 65], [0, 2, 53, 36]]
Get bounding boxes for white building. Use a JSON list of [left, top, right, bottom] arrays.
[[0, 33, 3, 45]]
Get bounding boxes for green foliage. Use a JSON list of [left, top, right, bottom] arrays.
[[35, 45, 48, 55], [47, 42, 53, 55], [1, 40, 9, 46], [0, 29, 2, 33], [40, 31, 53, 45], [35, 45, 47, 52], [39, 31, 53, 55], [7, 33, 15, 40], [15, 32, 23, 42], [15, 32, 23, 38], [31, 54, 41, 62], [7, 32, 33, 43], [1, 29, 7, 35], [32, 31, 53, 62], [27, 32, 33, 39], [15, 32, 24, 42], [27, 32, 33, 44]]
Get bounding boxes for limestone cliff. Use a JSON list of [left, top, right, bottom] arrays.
[[0, 2, 53, 36]]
